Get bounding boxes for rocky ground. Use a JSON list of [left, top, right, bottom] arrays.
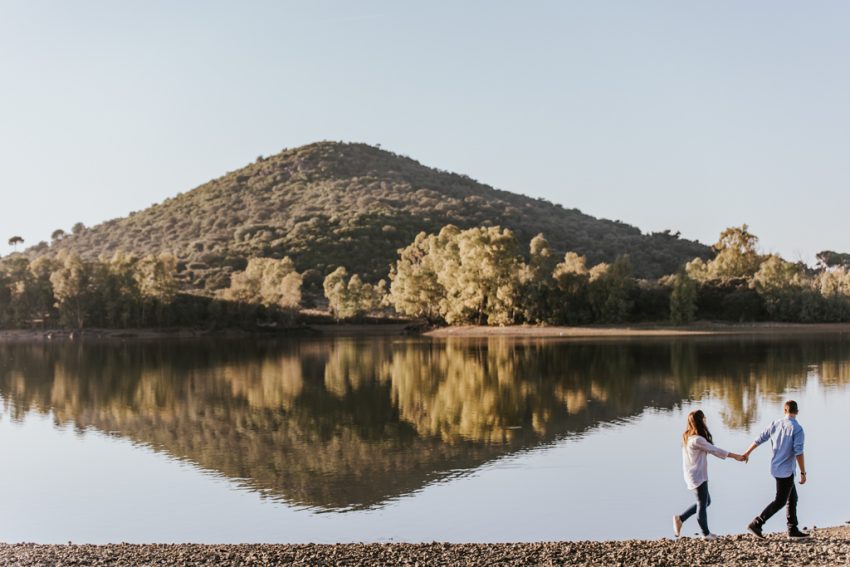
[[0, 526, 847, 566]]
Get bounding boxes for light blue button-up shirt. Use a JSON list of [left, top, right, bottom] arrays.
[[753, 415, 805, 478]]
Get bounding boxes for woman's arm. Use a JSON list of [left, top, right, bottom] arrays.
[[693, 436, 732, 459]]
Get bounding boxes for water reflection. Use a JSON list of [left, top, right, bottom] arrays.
[[1, 336, 848, 510]]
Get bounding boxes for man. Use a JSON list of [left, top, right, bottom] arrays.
[[743, 400, 809, 539]]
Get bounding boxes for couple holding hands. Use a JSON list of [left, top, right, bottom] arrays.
[[674, 400, 809, 540]]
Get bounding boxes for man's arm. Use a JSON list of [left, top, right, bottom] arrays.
[[795, 427, 806, 484], [743, 422, 774, 461]]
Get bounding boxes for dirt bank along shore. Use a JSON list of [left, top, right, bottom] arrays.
[[1, 526, 848, 566], [425, 322, 850, 339], [4, 322, 850, 343]]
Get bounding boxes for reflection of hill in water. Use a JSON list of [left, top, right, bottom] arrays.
[[1, 337, 849, 510]]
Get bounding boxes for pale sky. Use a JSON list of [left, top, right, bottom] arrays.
[[1, 1, 848, 263]]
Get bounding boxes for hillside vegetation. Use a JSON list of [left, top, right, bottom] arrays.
[[4, 144, 850, 331], [38, 142, 709, 288]]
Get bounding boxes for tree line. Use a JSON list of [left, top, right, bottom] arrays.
[[2, 224, 850, 329], [329, 223, 850, 325]]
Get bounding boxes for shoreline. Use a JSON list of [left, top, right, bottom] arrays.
[[1, 526, 847, 566], [425, 322, 850, 339], [2, 321, 850, 343]]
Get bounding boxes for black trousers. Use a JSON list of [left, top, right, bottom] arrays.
[[755, 475, 798, 529]]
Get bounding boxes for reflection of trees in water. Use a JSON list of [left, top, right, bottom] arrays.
[[669, 339, 849, 429], [0, 336, 848, 509], [384, 340, 665, 443]]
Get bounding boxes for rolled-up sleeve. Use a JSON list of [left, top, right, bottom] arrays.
[[694, 436, 729, 459], [754, 423, 773, 446], [793, 427, 805, 456]]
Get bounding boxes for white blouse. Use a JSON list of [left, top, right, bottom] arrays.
[[682, 435, 729, 490]]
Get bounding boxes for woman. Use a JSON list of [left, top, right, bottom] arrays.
[[674, 409, 745, 539]]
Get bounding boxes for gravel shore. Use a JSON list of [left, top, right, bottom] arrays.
[[1, 527, 848, 566]]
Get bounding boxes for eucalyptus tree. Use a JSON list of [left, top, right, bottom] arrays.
[[388, 231, 445, 323], [751, 255, 806, 321], [552, 252, 591, 324], [50, 253, 95, 329], [435, 226, 522, 326], [518, 234, 557, 324], [135, 253, 178, 324], [7, 236, 23, 250], [323, 267, 385, 320], [225, 257, 302, 311], [670, 267, 697, 324], [587, 255, 636, 323], [687, 225, 762, 282], [98, 252, 142, 327]]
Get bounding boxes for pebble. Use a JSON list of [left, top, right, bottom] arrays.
[[0, 527, 847, 566]]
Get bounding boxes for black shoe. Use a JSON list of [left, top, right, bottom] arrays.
[[788, 527, 810, 538], [748, 520, 765, 539]]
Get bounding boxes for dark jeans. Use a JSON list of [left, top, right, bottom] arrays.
[[754, 475, 798, 529], [679, 481, 712, 535]]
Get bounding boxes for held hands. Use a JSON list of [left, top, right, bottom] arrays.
[[729, 453, 747, 463]]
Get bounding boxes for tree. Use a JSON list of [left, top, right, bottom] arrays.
[[323, 267, 385, 320], [689, 225, 762, 282], [71, 222, 86, 235], [1, 256, 39, 326], [751, 255, 804, 321], [518, 234, 557, 324], [51, 229, 66, 242], [98, 253, 142, 327], [670, 267, 697, 324], [588, 255, 635, 323], [323, 267, 354, 320], [347, 274, 386, 314], [435, 226, 522, 326], [7, 236, 23, 250], [135, 254, 178, 324], [551, 251, 591, 324], [224, 257, 302, 310], [388, 231, 445, 323], [0, 270, 11, 328], [813, 267, 850, 322], [50, 254, 95, 329]]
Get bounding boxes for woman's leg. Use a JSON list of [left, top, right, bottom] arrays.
[[695, 481, 711, 535], [679, 480, 708, 524], [679, 502, 697, 523]]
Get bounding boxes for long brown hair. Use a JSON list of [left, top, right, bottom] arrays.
[[682, 409, 713, 445]]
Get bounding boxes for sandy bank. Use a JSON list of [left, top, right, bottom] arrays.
[[3, 322, 850, 344], [425, 322, 850, 339], [1, 526, 847, 566]]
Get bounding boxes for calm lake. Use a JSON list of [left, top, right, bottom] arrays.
[[1, 335, 849, 543]]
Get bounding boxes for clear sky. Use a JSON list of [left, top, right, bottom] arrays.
[[1, 1, 848, 262]]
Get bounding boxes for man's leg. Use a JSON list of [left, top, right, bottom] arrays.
[[786, 483, 798, 529], [754, 476, 794, 527]]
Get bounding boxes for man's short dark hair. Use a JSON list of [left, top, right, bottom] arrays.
[[785, 400, 799, 414]]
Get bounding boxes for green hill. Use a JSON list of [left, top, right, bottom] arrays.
[[42, 141, 710, 289]]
